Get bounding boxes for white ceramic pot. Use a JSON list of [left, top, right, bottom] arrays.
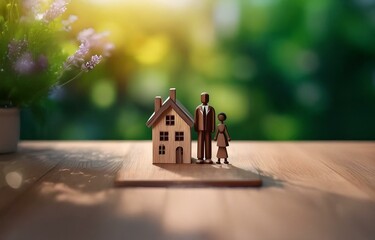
[[0, 108, 19, 154]]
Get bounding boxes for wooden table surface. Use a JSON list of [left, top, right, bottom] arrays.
[[0, 141, 374, 240]]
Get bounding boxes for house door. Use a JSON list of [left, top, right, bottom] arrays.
[[176, 147, 183, 164]]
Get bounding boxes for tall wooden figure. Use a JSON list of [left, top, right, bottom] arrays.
[[214, 113, 231, 164], [194, 92, 216, 164]]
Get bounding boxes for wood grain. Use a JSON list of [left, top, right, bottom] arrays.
[[0, 141, 374, 240], [0, 142, 63, 212], [115, 141, 261, 187], [152, 108, 192, 164], [221, 142, 375, 240]]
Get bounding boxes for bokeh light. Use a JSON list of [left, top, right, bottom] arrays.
[[19, 0, 375, 140], [5, 171, 23, 189], [91, 79, 116, 109]]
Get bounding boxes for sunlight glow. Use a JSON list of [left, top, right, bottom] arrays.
[[41, 182, 107, 205], [88, 0, 195, 8], [134, 35, 170, 65]]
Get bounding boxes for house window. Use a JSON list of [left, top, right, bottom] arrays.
[[166, 115, 175, 126], [160, 131, 169, 141], [175, 131, 184, 141], [159, 145, 165, 155]]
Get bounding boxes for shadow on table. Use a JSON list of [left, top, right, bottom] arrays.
[[0, 191, 215, 240], [0, 146, 67, 191], [152, 158, 283, 189], [0, 146, 220, 240], [254, 167, 284, 188], [0, 144, 124, 194]]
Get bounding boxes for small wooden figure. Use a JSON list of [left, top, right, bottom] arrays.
[[146, 88, 194, 164], [194, 92, 216, 164], [214, 113, 231, 164]]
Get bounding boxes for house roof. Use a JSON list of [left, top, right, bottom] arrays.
[[146, 97, 194, 128]]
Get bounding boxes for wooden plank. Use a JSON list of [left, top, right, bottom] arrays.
[[298, 142, 375, 198], [115, 142, 262, 187], [162, 188, 231, 240], [223, 187, 375, 240], [0, 141, 63, 212], [231, 142, 374, 200], [223, 142, 375, 240], [0, 141, 374, 240], [0, 141, 170, 240]]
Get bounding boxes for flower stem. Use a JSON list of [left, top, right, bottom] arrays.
[[27, 70, 84, 107], [57, 70, 84, 88]]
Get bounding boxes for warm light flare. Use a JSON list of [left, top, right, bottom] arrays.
[[87, 0, 195, 8], [134, 35, 170, 65], [5, 171, 23, 189]]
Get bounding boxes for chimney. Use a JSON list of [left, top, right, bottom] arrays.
[[169, 88, 176, 102], [154, 96, 162, 112]]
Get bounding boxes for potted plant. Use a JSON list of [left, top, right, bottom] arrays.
[[0, 0, 113, 153]]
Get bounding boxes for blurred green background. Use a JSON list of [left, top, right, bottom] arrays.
[[21, 0, 375, 140]]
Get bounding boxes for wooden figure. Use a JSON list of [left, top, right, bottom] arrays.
[[146, 88, 194, 164], [214, 113, 231, 164], [194, 92, 216, 164]]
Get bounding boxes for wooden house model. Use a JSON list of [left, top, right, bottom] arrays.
[[146, 88, 193, 164]]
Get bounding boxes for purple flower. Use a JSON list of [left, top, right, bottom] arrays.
[[77, 28, 96, 43], [62, 15, 78, 31], [77, 28, 113, 56], [22, 0, 42, 17], [7, 39, 49, 75], [7, 39, 28, 61], [62, 27, 113, 72], [13, 52, 36, 75], [42, 0, 69, 23], [36, 55, 49, 71], [64, 41, 90, 69], [103, 43, 115, 57], [63, 28, 113, 71], [81, 55, 102, 72]]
